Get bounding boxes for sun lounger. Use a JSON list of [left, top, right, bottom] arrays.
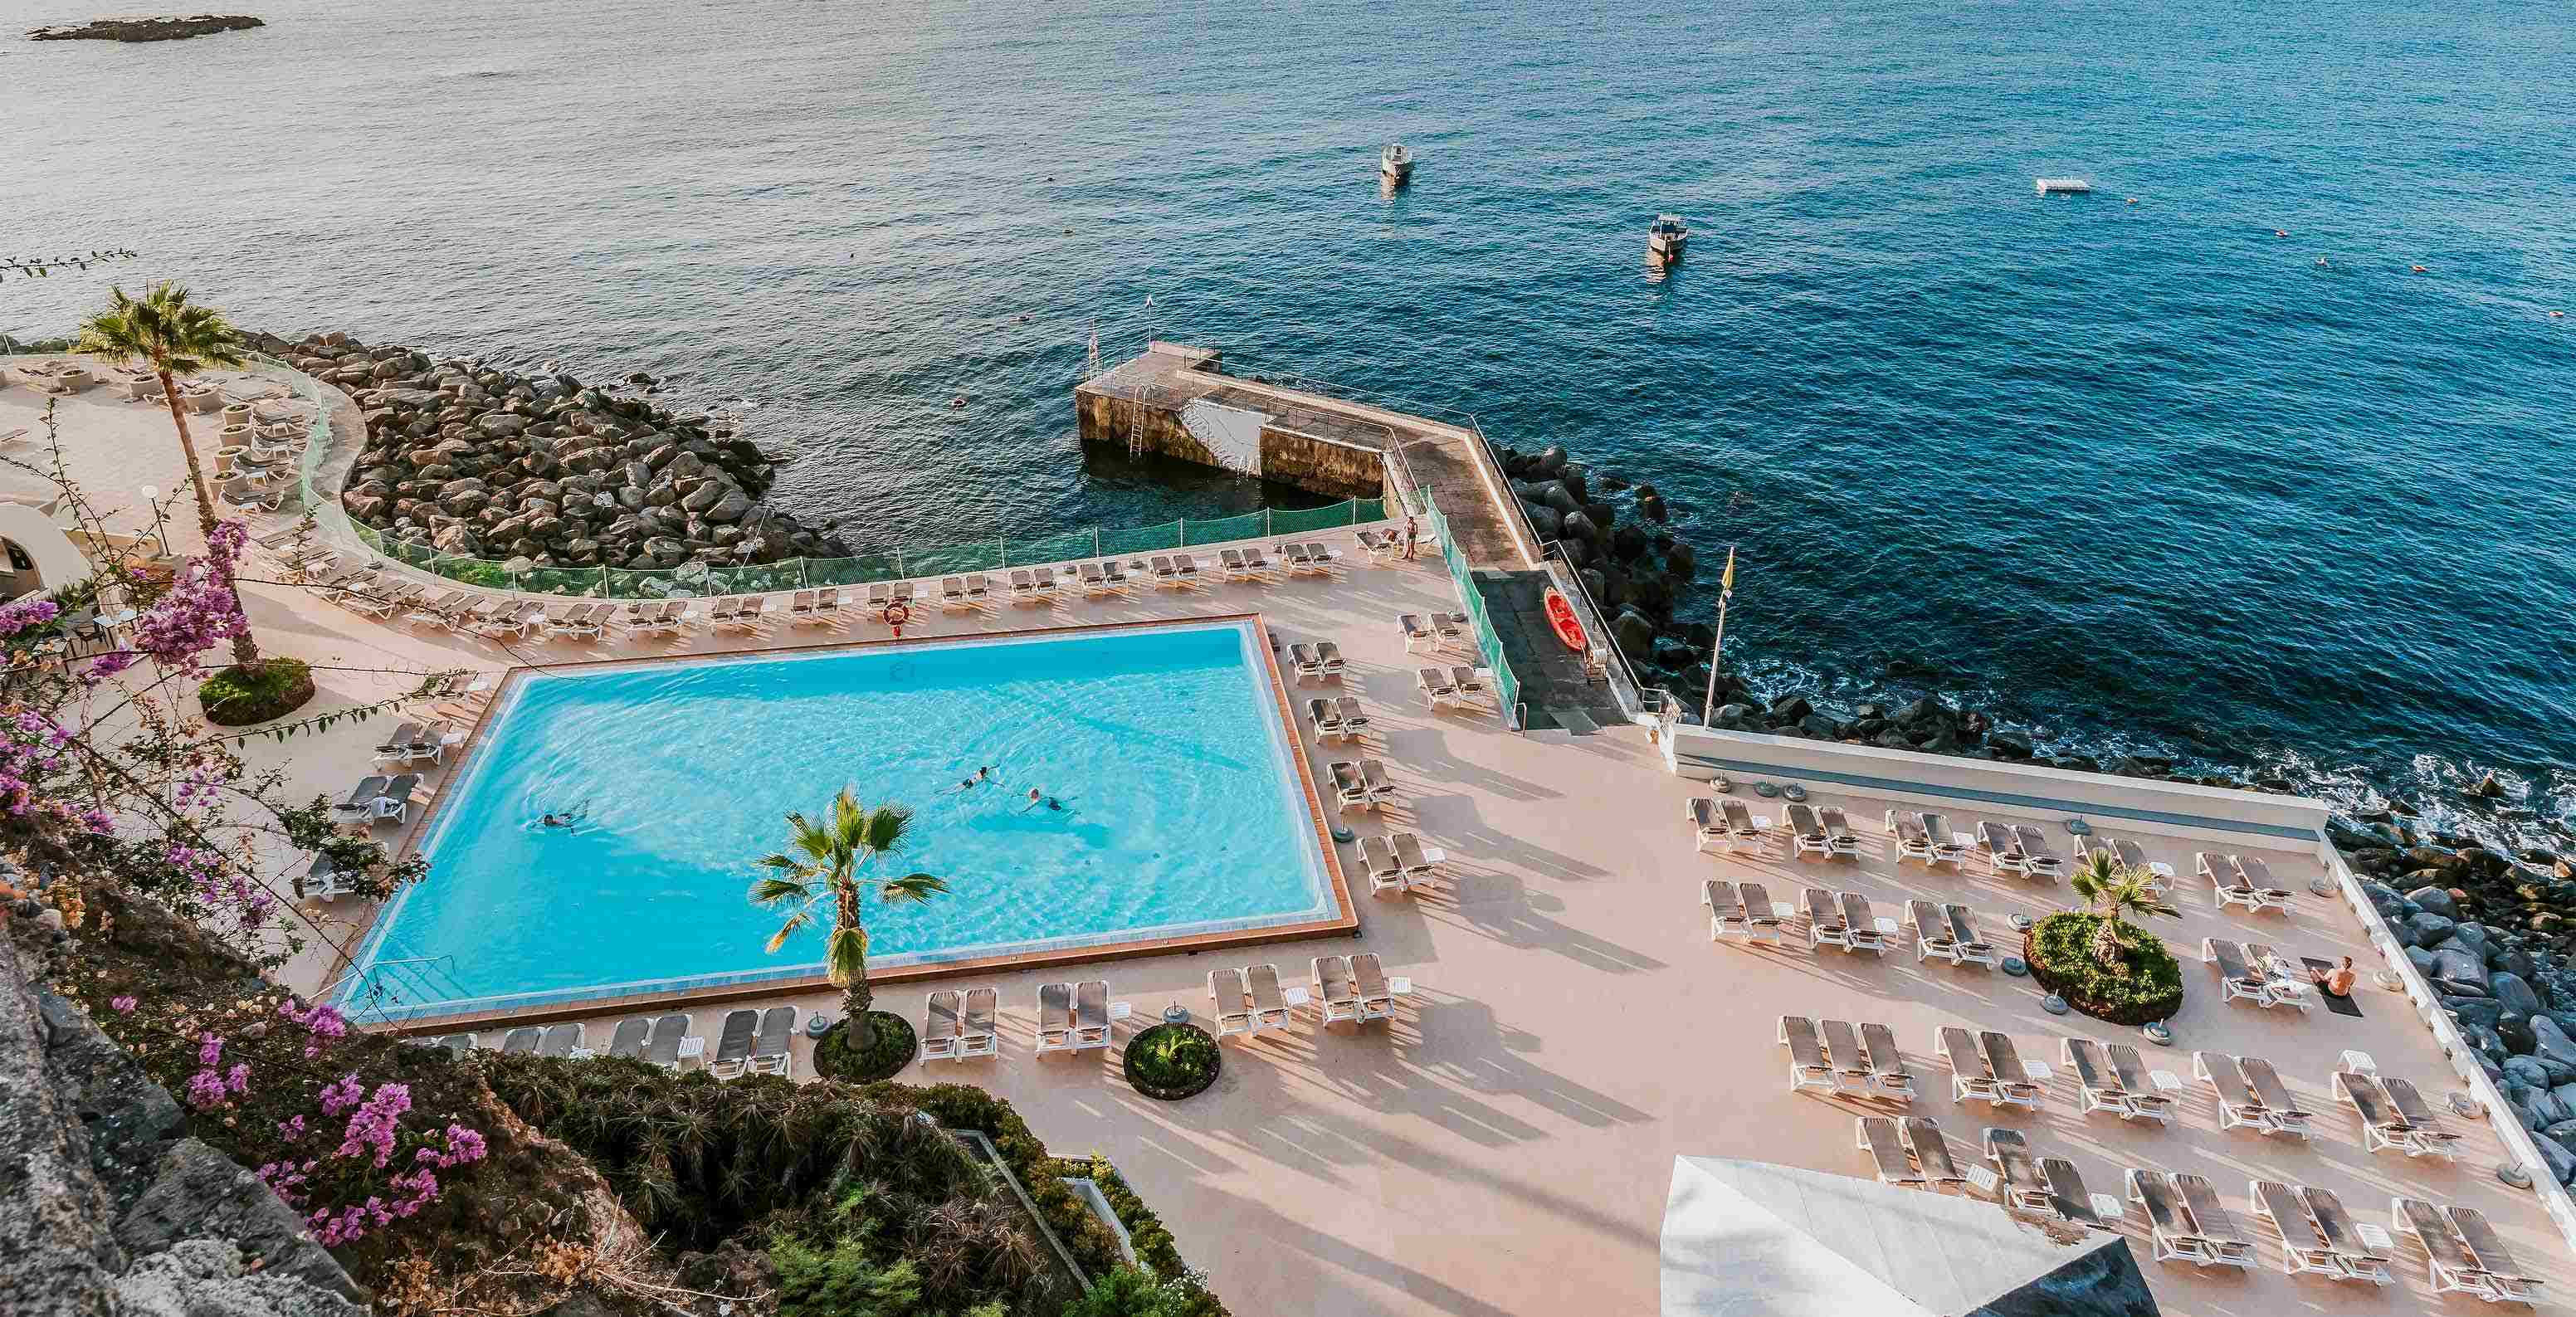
[[702, 596, 740, 627], [1290, 642, 1326, 680], [329, 776, 388, 824], [1784, 804, 1833, 860], [2108, 838, 2168, 892], [373, 720, 425, 768], [1980, 1129, 2053, 1212], [2106, 1044, 2176, 1124], [2166, 1173, 2256, 1267], [1310, 641, 1345, 677], [2127, 1170, 2217, 1266], [1720, 799, 1763, 851], [1978, 820, 2030, 877], [1840, 892, 1886, 954], [1360, 837, 1405, 894], [1819, 1018, 1874, 1093], [2336, 1070, 2417, 1154], [1314, 956, 1362, 1023], [2447, 1205, 2544, 1303], [1979, 1032, 2046, 1107], [1037, 982, 1076, 1053], [371, 773, 422, 824], [1170, 552, 1202, 581], [539, 1023, 585, 1057], [2395, 1198, 2505, 1300], [1302, 541, 1339, 569], [2203, 938, 2274, 1007], [1803, 887, 1849, 950], [1217, 548, 1251, 578], [1900, 1117, 1967, 1188], [1417, 666, 1466, 709], [1074, 562, 1113, 596], [1447, 664, 1484, 700], [1226, 545, 1268, 577], [921, 990, 964, 1061], [1916, 812, 1969, 866], [1856, 1116, 1925, 1186], [1355, 527, 1398, 561], [1072, 980, 1120, 1049], [1352, 953, 1398, 1020], [2380, 1076, 2462, 1156], [2240, 943, 2313, 1010], [1905, 900, 1958, 963], [1306, 697, 1353, 742], [604, 1017, 650, 1061], [1817, 807, 1861, 857], [2235, 855, 2294, 910], [643, 1014, 691, 1070], [1245, 964, 1293, 1032], [724, 596, 769, 631], [1945, 905, 1998, 968], [1358, 758, 1395, 804], [1145, 556, 1181, 587], [1398, 612, 1437, 651], [1331, 696, 1368, 739], [1704, 880, 1749, 939], [1888, 811, 1936, 865], [810, 584, 845, 616], [955, 987, 998, 1058], [1859, 1022, 1912, 1100], [747, 1006, 796, 1076], [2065, 1037, 2131, 1119], [1392, 832, 1445, 885], [2251, 1179, 2345, 1278], [1207, 968, 1253, 1037], [2012, 824, 2064, 879], [2301, 1186, 2391, 1284], [1779, 1016, 1838, 1095], [2195, 1051, 2275, 1134], [1328, 761, 1375, 811], [705, 1010, 759, 1077], [2042, 1158, 2118, 1232], [1735, 881, 1783, 941], [1939, 1026, 2006, 1105], [2238, 1056, 2311, 1138], [789, 588, 821, 618], [500, 1027, 542, 1055]]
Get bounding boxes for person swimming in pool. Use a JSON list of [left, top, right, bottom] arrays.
[[539, 803, 589, 828], [1022, 787, 1070, 813], [950, 766, 993, 793]]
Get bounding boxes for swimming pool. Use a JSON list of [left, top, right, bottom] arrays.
[[345, 619, 1345, 1022]]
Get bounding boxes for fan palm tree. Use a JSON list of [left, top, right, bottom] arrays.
[[749, 788, 948, 1051], [71, 281, 262, 670], [2069, 848, 2181, 968]]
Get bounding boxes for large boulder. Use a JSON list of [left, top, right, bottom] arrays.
[[2495, 972, 2546, 1019], [2533, 1016, 2576, 1070], [2536, 1134, 2576, 1186], [1611, 610, 1656, 659], [2406, 885, 2459, 919], [2402, 912, 2457, 947], [2431, 949, 2489, 996]]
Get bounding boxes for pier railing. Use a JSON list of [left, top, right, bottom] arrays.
[[288, 389, 1387, 597]]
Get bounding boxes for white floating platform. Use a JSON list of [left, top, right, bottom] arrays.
[[2035, 177, 2093, 194]]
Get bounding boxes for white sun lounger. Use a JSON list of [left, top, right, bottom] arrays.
[[1785, 804, 1834, 860], [2106, 1043, 2177, 1124], [1919, 812, 1970, 866], [1737, 881, 1783, 942], [1351, 953, 1399, 1021], [1417, 666, 1467, 709], [2203, 938, 2276, 1007], [2380, 1076, 2462, 1158], [1720, 799, 1764, 851], [2395, 1198, 2509, 1300], [921, 989, 964, 1061], [1818, 807, 1862, 857], [2127, 1169, 2217, 1267], [1977, 1128, 2053, 1212], [1705, 880, 1749, 939], [1245, 964, 1293, 1032], [1841, 892, 1886, 954], [954, 987, 998, 1058], [2251, 1179, 2347, 1280], [1939, 1026, 2005, 1105], [603, 1016, 651, 1061], [1856, 1115, 1926, 1187], [644, 1013, 693, 1071], [1398, 612, 1437, 652], [1907, 900, 1959, 963], [1037, 982, 1076, 1053], [1888, 811, 1937, 865], [2040, 1158, 2120, 1232], [1392, 832, 1446, 885], [1073, 979, 1122, 1049], [1689, 798, 1730, 852], [1978, 820, 2032, 877], [747, 1006, 796, 1076], [1803, 887, 1850, 951], [2447, 1204, 2545, 1303], [1900, 1117, 1968, 1188], [1779, 1015, 1838, 1095], [1314, 956, 1362, 1024], [1207, 968, 1253, 1038], [2168, 1173, 2257, 1268], [2012, 824, 2065, 879]]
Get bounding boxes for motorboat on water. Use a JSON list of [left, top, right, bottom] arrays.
[[1647, 213, 1689, 261], [1381, 143, 1414, 183]]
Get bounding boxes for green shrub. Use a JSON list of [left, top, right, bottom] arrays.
[[197, 656, 315, 724], [1062, 1267, 1211, 1317], [2025, 913, 2186, 1024], [814, 1011, 915, 1083], [1122, 1023, 1219, 1100]]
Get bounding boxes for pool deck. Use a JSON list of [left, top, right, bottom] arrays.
[[9, 372, 2571, 1317]]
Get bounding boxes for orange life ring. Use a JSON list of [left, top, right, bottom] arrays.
[[1543, 588, 1587, 652], [883, 601, 911, 628]]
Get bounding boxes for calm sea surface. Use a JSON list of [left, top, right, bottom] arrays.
[[8, 0, 2574, 839]]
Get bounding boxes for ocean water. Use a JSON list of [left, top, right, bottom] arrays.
[[8, 0, 2574, 841], [346, 622, 1332, 1019]]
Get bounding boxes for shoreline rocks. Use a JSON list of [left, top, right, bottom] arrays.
[[268, 330, 853, 573], [27, 14, 264, 41]]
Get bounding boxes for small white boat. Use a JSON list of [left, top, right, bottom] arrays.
[[1381, 144, 1414, 183], [2035, 177, 2093, 195], [1647, 213, 1689, 261]]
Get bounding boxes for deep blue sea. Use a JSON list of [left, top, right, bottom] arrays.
[[8, 0, 2573, 842]]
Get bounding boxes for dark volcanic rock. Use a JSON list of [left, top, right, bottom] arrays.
[[28, 14, 265, 41]]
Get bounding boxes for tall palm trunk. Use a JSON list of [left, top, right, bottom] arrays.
[[839, 880, 873, 1051], [155, 368, 261, 671], [2091, 912, 2126, 968]]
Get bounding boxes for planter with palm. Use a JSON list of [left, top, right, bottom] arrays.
[[749, 788, 949, 1071], [2068, 849, 2181, 968]]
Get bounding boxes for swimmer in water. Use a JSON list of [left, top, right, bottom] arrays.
[[540, 803, 589, 828], [950, 765, 993, 793], [1023, 787, 1068, 813]]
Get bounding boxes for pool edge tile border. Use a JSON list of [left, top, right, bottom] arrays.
[[349, 610, 1360, 1034]]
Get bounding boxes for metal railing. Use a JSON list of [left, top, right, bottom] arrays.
[[1423, 495, 1522, 727]]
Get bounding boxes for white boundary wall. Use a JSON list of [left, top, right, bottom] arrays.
[[1660, 722, 2576, 1259]]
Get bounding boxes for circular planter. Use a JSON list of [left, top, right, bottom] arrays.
[[1122, 1022, 1221, 1101], [198, 658, 317, 725], [2021, 915, 2185, 1027], [812, 1011, 915, 1083]]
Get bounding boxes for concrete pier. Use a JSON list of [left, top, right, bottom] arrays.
[[1076, 344, 1632, 731]]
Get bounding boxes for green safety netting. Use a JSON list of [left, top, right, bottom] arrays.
[[1181, 510, 1266, 545], [520, 566, 610, 597], [1097, 521, 1183, 559], [1008, 530, 1099, 565], [1268, 502, 1350, 535], [902, 539, 1006, 577]]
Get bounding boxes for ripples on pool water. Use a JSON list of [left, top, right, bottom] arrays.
[[7, 0, 2571, 842], [349, 623, 1330, 1018]]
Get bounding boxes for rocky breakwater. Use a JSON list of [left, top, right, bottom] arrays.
[[27, 14, 264, 41], [271, 333, 854, 573], [2337, 823, 2576, 1185], [1496, 441, 1718, 673]]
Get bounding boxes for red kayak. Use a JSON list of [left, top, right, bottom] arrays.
[[1543, 587, 1587, 652]]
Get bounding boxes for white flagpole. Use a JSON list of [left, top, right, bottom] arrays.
[[1700, 544, 1738, 726]]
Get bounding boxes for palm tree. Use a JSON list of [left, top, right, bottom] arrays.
[[2068, 848, 2181, 968], [71, 281, 262, 670], [749, 788, 948, 1051]]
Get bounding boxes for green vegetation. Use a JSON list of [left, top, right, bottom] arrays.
[[2026, 912, 2186, 1024], [1061, 1268, 1217, 1317], [815, 1008, 918, 1083], [197, 654, 315, 724], [750, 788, 949, 1052], [1122, 1023, 1221, 1100], [2067, 847, 2182, 967]]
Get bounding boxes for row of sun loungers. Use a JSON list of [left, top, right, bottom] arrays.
[[1358, 832, 1446, 893], [1779, 1015, 1913, 1100], [1288, 641, 1345, 680], [921, 987, 1000, 1061], [1327, 758, 1398, 811], [1686, 799, 1862, 857], [330, 773, 422, 826], [1036, 980, 1131, 1053], [2203, 937, 2315, 1011], [2195, 1050, 2313, 1137], [1701, 881, 1995, 968], [1939, 1025, 2051, 1109], [2201, 850, 2295, 914], [706, 1006, 798, 1079], [1397, 612, 1466, 652], [2397, 1197, 2544, 1302], [2061, 1037, 2179, 1124], [1859, 1119, 2130, 1240], [498, 1022, 589, 1058], [1305, 696, 1370, 743], [1976, 820, 2066, 879], [1210, 956, 1404, 1035], [369, 719, 460, 768], [1415, 665, 1491, 710], [2335, 1067, 2463, 1158]]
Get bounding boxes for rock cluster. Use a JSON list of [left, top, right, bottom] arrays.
[[2, 887, 366, 1317], [27, 14, 264, 41], [2340, 829, 2576, 1182], [269, 332, 855, 571], [1498, 442, 1709, 666]]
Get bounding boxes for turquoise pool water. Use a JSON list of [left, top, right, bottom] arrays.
[[345, 621, 1334, 1020]]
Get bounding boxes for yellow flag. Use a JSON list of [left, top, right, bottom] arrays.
[[1720, 546, 1737, 593]]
